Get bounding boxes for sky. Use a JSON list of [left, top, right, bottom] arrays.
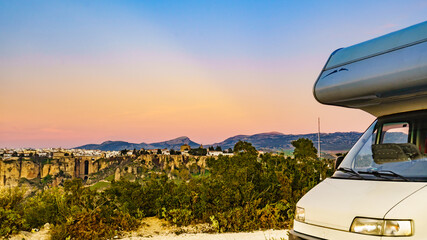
[[1, 0, 427, 148]]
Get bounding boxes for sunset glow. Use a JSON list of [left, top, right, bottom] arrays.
[[1, 1, 427, 148]]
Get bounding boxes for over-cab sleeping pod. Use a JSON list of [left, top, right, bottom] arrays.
[[314, 21, 427, 117]]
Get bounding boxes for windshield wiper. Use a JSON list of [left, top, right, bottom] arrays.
[[336, 167, 365, 179], [358, 170, 409, 181]]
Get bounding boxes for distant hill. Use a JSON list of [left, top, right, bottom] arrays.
[[75, 136, 200, 151], [74, 132, 362, 152], [212, 131, 362, 151]]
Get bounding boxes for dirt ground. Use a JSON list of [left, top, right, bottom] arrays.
[[9, 223, 51, 240], [122, 217, 289, 240], [121, 230, 289, 240], [8, 217, 289, 240]]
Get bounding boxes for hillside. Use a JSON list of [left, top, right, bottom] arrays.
[[212, 131, 362, 151], [76, 137, 200, 151], [75, 132, 362, 151]]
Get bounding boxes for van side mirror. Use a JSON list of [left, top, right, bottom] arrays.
[[335, 156, 344, 170]]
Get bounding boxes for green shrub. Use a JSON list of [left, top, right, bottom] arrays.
[[257, 201, 291, 229], [50, 209, 138, 240], [49, 179, 139, 240], [0, 187, 26, 210], [212, 200, 260, 232], [165, 209, 193, 226], [0, 207, 26, 237], [23, 188, 67, 228], [0, 187, 27, 237]]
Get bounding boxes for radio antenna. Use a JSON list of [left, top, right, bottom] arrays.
[[318, 117, 321, 159]]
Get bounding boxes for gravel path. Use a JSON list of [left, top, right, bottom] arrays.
[[9, 218, 289, 240], [121, 230, 289, 240]]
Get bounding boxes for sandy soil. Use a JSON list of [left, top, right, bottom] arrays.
[[120, 230, 289, 240], [8, 217, 289, 240], [122, 217, 289, 240], [9, 223, 51, 240]]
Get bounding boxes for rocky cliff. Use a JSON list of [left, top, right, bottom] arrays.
[[0, 155, 210, 188], [0, 157, 116, 188]]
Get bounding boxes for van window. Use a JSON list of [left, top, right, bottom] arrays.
[[334, 111, 427, 181], [354, 128, 377, 168], [381, 122, 409, 144]]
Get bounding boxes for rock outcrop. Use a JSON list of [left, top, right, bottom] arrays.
[[0, 156, 115, 187], [0, 154, 212, 188]]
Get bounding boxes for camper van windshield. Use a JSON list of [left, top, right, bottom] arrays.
[[335, 110, 427, 181]]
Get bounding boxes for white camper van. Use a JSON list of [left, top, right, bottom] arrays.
[[289, 21, 427, 240]]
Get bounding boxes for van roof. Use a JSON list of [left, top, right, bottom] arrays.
[[325, 21, 427, 71], [314, 21, 427, 117]]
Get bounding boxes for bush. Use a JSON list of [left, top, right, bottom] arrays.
[[0, 187, 27, 237], [257, 201, 291, 229], [50, 209, 138, 240], [0, 207, 25, 237], [0, 187, 26, 210], [164, 208, 193, 226], [48, 179, 139, 240], [23, 188, 67, 228]]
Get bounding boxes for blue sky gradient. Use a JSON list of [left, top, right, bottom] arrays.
[[1, 1, 427, 147]]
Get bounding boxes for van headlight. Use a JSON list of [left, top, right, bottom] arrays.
[[350, 217, 413, 236], [295, 207, 305, 222]]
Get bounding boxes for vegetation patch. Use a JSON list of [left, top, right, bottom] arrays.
[[89, 181, 111, 191], [104, 174, 115, 182], [1, 139, 333, 239]]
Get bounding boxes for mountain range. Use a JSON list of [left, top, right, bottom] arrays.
[[75, 136, 200, 152], [75, 131, 362, 152]]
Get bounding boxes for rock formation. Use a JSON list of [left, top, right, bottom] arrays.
[[0, 154, 212, 188]]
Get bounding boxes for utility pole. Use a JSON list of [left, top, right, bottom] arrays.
[[318, 117, 321, 159]]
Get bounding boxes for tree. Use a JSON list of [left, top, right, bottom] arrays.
[[157, 149, 162, 155], [140, 150, 148, 155], [233, 141, 257, 156], [291, 138, 317, 160], [179, 168, 191, 181], [189, 148, 207, 156], [189, 163, 199, 174], [120, 149, 128, 156], [215, 146, 222, 151], [208, 146, 214, 151]]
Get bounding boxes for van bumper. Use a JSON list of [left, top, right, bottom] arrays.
[[292, 220, 381, 240], [288, 230, 325, 240]]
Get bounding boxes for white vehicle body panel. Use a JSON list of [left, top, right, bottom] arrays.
[[384, 186, 427, 239], [296, 178, 426, 231], [293, 221, 381, 239]]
